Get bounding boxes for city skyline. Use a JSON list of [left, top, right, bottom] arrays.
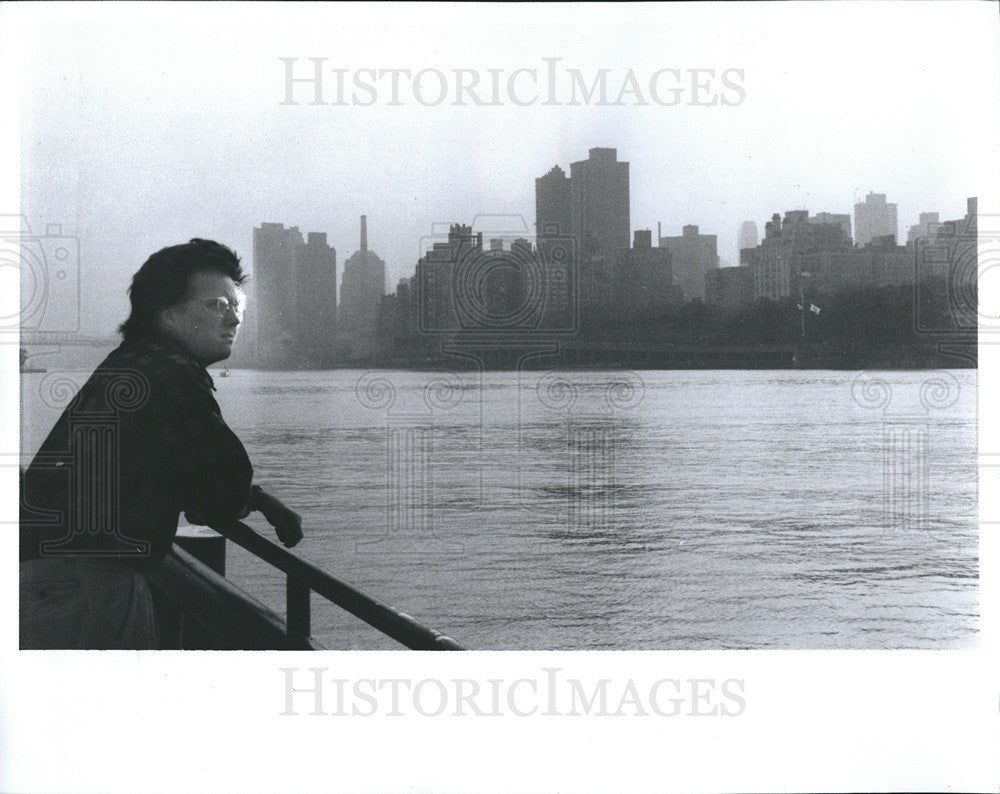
[[9, 2, 995, 339], [238, 177, 975, 369], [247, 159, 964, 299], [19, 167, 979, 352]]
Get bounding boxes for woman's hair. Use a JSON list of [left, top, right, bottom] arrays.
[[119, 238, 246, 341]]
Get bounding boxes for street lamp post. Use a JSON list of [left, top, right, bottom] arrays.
[[799, 271, 811, 339]]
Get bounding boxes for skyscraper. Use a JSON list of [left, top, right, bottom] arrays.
[[535, 165, 571, 238], [811, 212, 852, 243], [854, 192, 898, 246], [252, 222, 337, 368], [295, 232, 337, 366], [533, 148, 628, 317], [615, 229, 679, 316], [907, 212, 940, 244], [415, 223, 482, 336], [738, 220, 759, 252], [339, 215, 386, 361], [253, 222, 303, 367], [569, 147, 630, 258], [659, 224, 719, 302]]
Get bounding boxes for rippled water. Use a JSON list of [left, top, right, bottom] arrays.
[[210, 368, 977, 650], [20, 365, 978, 649]]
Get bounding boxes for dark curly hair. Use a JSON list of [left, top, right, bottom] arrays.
[[119, 238, 246, 342]]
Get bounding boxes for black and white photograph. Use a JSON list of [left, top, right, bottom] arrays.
[[2, 2, 998, 792]]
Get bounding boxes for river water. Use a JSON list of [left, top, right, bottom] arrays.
[[215, 368, 978, 650], [20, 366, 978, 650]]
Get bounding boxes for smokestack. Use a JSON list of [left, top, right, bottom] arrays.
[[360, 215, 368, 255], [657, 221, 661, 244]]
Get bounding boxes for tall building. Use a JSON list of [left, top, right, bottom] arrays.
[[738, 221, 759, 252], [339, 215, 386, 361], [377, 275, 429, 364], [614, 230, 679, 316], [745, 210, 853, 301], [907, 212, 940, 244], [536, 165, 572, 238], [569, 147, 630, 258], [295, 232, 337, 366], [811, 212, 852, 243], [743, 208, 916, 301], [415, 223, 482, 336], [251, 223, 338, 368], [744, 214, 788, 302], [854, 192, 898, 246], [913, 198, 977, 332], [253, 222, 303, 367], [534, 148, 628, 316], [659, 224, 719, 302]]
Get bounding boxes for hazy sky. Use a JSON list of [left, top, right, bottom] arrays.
[[6, 1, 999, 336]]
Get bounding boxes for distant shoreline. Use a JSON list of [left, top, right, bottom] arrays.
[[20, 341, 977, 373], [235, 361, 978, 374]]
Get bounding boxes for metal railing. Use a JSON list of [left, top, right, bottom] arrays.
[[149, 520, 465, 651]]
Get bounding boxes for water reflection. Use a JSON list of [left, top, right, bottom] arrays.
[[207, 368, 977, 649]]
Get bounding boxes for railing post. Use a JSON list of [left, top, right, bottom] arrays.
[[286, 576, 311, 649], [175, 524, 226, 575]]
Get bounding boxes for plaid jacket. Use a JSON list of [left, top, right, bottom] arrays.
[[20, 336, 253, 570]]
